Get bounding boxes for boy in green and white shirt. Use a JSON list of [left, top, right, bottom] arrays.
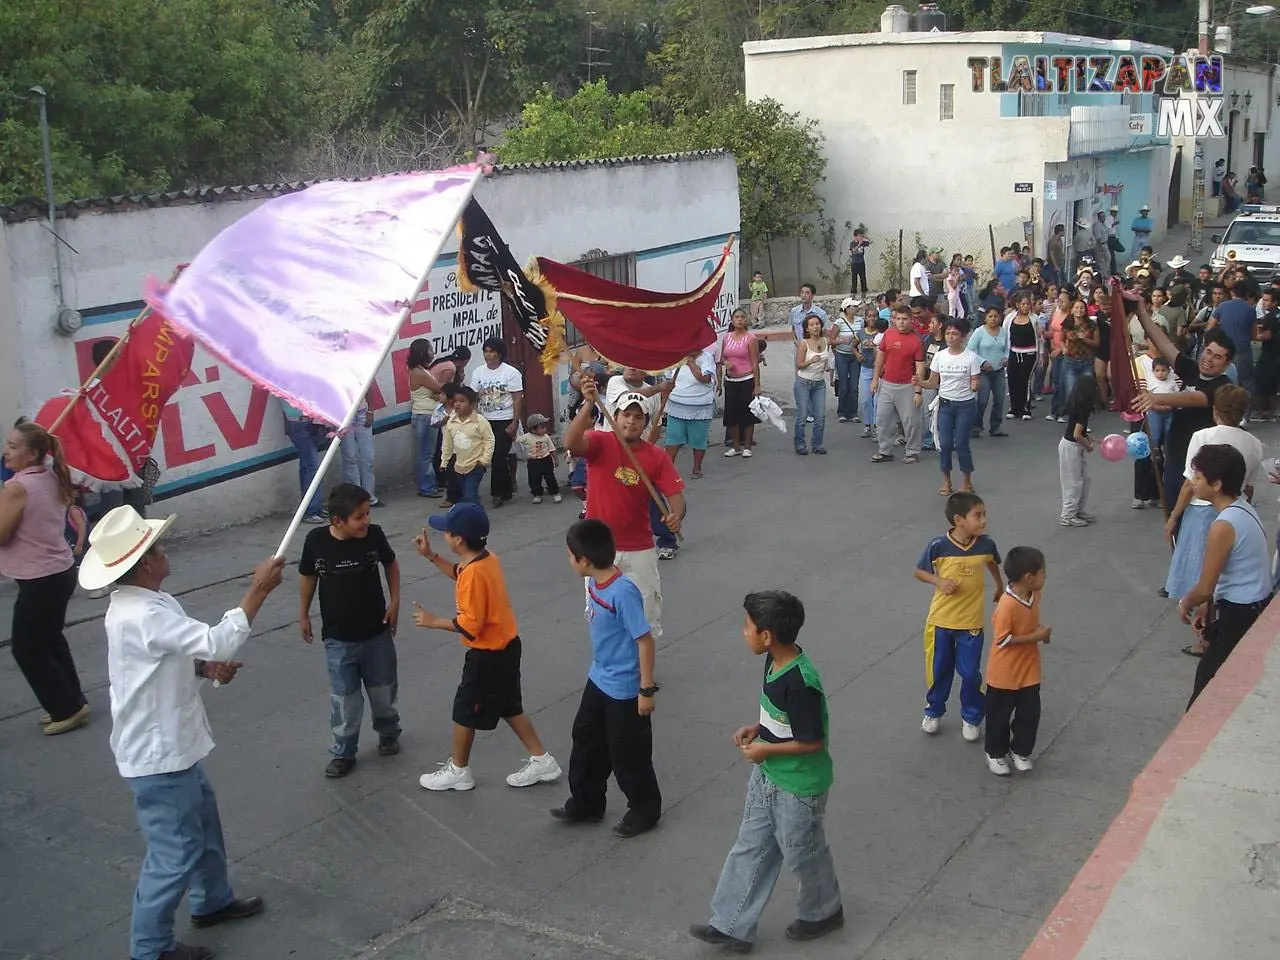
[[689, 590, 843, 951], [748, 271, 769, 328]]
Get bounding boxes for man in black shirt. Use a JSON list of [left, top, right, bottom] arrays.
[[1129, 292, 1235, 515], [1254, 287, 1280, 420], [299, 483, 402, 778]]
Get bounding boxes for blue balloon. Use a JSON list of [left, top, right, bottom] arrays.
[[1126, 431, 1151, 460]]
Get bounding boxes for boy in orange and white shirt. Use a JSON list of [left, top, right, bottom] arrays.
[[984, 546, 1051, 777]]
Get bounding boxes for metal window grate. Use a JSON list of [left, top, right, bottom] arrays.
[[1018, 90, 1046, 117], [939, 83, 954, 120], [562, 252, 637, 347], [1120, 91, 1143, 114], [903, 70, 917, 105]]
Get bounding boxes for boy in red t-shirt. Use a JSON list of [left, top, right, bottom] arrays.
[[871, 305, 927, 463], [564, 379, 685, 637]]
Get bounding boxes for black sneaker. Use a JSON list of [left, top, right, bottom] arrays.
[[550, 805, 605, 824], [785, 906, 844, 941], [612, 814, 659, 838], [325, 757, 357, 778], [688, 924, 753, 953], [377, 736, 400, 756]]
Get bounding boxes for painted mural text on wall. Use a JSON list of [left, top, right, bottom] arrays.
[[967, 55, 1223, 95]]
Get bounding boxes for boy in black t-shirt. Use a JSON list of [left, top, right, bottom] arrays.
[[299, 484, 401, 779]]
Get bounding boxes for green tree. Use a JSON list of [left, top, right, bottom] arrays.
[[499, 80, 826, 256], [0, 0, 318, 205]]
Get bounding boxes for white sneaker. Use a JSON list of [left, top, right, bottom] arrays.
[[506, 753, 562, 787], [1011, 753, 1034, 772], [1056, 416, 1068, 423], [1006, 412, 1015, 419], [724, 448, 739, 457], [1059, 516, 1088, 527], [1076, 512, 1096, 522], [1021, 414, 1032, 421], [553, 494, 563, 503], [419, 759, 476, 792], [921, 715, 940, 734], [1130, 499, 1146, 509], [962, 721, 982, 742], [987, 755, 1012, 777], [1045, 414, 1056, 421], [741, 449, 753, 458], [532, 496, 543, 504], [657, 546, 677, 560]]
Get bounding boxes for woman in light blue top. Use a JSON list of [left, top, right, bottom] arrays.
[[967, 306, 1011, 437], [1180, 444, 1273, 709]]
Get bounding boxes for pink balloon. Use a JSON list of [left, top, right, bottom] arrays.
[[1100, 433, 1128, 462]]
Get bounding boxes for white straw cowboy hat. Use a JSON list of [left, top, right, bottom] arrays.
[[1166, 255, 1191, 269], [79, 505, 176, 592]]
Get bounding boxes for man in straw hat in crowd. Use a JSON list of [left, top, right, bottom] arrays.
[[1132, 205, 1154, 250], [80, 505, 285, 960]]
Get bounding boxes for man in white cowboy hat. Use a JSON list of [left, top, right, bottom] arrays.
[[80, 506, 285, 960], [1162, 254, 1195, 295], [1131, 205, 1154, 249]]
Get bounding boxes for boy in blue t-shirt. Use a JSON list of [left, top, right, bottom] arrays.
[[554, 519, 662, 839]]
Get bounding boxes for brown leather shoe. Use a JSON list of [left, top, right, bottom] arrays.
[[191, 896, 264, 928]]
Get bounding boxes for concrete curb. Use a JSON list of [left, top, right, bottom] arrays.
[[1020, 599, 1280, 959]]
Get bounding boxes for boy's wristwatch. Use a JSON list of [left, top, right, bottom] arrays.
[[638, 685, 659, 697]]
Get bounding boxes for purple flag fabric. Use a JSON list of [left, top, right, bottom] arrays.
[[147, 167, 483, 427]]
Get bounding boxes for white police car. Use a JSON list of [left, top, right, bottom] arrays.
[[1211, 205, 1280, 284]]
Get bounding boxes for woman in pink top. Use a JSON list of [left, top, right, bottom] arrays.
[[716, 308, 762, 457], [0, 422, 89, 735]]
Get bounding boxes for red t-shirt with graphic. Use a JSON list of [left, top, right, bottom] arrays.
[[879, 328, 926, 384], [584, 432, 684, 551]]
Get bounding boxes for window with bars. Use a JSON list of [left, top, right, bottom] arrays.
[[1018, 90, 1047, 117], [903, 70, 917, 105], [939, 83, 954, 120], [1120, 91, 1143, 114], [562, 251, 637, 347], [1057, 90, 1070, 108]]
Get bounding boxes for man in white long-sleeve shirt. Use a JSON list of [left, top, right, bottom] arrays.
[[78, 506, 285, 960]]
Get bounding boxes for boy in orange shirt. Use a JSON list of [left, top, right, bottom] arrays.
[[410, 503, 561, 791], [985, 546, 1050, 777]]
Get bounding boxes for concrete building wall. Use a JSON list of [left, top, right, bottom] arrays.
[[0, 155, 740, 533]]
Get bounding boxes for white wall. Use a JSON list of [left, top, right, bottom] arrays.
[[744, 40, 1068, 291], [1, 155, 740, 533]]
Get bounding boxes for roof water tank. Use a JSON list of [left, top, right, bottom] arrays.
[[1214, 25, 1233, 55], [912, 3, 948, 32], [881, 4, 910, 33]]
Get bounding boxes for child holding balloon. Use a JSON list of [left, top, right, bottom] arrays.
[[1059, 376, 1101, 526]]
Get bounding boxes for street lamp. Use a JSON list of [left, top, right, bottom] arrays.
[[1245, 91, 1254, 107], [1246, 5, 1277, 14], [1231, 90, 1241, 107]]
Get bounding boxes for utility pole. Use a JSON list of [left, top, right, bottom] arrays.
[[1191, 0, 1211, 252], [583, 13, 611, 83]]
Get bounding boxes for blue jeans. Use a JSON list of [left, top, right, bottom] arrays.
[[323, 631, 400, 758], [936, 398, 977, 475], [859, 365, 876, 425], [411, 413, 440, 496], [650, 499, 677, 551], [833, 352, 858, 420], [1146, 409, 1172, 449], [340, 419, 375, 500], [708, 766, 842, 945], [793, 378, 826, 451], [1061, 357, 1094, 409], [127, 762, 236, 960], [457, 466, 486, 505], [1049, 355, 1066, 417], [283, 417, 324, 517], [976, 369, 1006, 432]]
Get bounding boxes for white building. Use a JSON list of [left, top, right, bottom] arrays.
[[0, 153, 740, 532], [744, 17, 1175, 291]]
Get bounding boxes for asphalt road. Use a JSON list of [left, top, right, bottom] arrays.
[[1, 355, 1238, 960]]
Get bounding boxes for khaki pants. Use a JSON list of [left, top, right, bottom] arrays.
[[586, 547, 663, 637]]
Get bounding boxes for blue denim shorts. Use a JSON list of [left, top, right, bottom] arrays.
[[665, 416, 711, 450]]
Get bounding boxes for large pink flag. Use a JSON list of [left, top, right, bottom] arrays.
[[147, 167, 483, 427]]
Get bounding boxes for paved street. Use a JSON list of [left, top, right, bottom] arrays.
[[3, 337, 1244, 960]]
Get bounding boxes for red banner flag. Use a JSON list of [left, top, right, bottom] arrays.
[[1108, 279, 1140, 415], [530, 239, 733, 372], [35, 311, 194, 488]]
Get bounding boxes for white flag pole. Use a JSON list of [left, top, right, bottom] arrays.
[[272, 170, 485, 560]]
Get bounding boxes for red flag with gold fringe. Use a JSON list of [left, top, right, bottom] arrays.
[[529, 238, 734, 372], [1108, 278, 1140, 414]]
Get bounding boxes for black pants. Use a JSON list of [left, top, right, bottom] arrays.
[[527, 458, 559, 496], [11, 567, 85, 721], [1007, 352, 1037, 417], [490, 419, 515, 502], [433, 430, 462, 502], [851, 261, 868, 294], [1188, 596, 1271, 709], [566, 680, 661, 824], [984, 684, 1041, 759]]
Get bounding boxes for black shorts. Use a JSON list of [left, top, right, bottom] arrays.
[[452, 637, 524, 730]]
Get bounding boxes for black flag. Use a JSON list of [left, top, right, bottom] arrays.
[[457, 198, 549, 351]]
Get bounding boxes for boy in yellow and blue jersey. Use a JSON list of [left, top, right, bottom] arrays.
[[913, 492, 1004, 741]]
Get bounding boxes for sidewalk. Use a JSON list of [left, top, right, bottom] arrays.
[[1022, 604, 1280, 960]]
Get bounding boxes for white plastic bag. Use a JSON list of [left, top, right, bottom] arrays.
[[749, 395, 787, 433]]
